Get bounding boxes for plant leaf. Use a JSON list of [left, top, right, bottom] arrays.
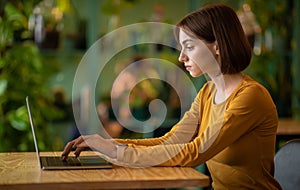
[[0, 79, 8, 96], [8, 106, 29, 131], [4, 2, 25, 23]]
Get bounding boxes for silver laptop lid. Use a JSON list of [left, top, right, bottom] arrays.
[[26, 96, 42, 168]]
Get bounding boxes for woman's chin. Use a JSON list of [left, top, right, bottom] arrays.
[[189, 71, 203, 78]]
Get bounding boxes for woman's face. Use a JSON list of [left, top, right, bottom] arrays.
[[178, 28, 220, 77]]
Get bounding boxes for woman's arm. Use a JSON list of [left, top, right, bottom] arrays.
[[110, 82, 278, 167], [61, 85, 206, 161], [114, 87, 205, 147]]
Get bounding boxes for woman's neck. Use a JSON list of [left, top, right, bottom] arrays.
[[209, 72, 244, 104]]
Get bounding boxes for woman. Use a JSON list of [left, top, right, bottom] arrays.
[[62, 3, 282, 189]]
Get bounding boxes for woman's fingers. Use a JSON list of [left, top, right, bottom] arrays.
[[61, 136, 85, 160], [62, 134, 112, 159], [74, 146, 86, 158], [72, 136, 84, 148], [61, 140, 76, 160]]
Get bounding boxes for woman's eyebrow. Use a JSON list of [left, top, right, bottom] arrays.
[[181, 39, 193, 45]]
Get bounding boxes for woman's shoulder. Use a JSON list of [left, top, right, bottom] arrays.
[[196, 74, 273, 102], [240, 75, 270, 94], [199, 74, 267, 95], [232, 74, 275, 107]]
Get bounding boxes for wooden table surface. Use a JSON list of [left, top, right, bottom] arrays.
[[277, 118, 300, 135], [0, 152, 210, 190]]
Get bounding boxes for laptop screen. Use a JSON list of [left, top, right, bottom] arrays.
[[26, 96, 42, 168]]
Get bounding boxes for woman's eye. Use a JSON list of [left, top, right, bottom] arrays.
[[185, 45, 194, 50]]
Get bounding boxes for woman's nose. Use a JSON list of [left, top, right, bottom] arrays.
[[178, 51, 188, 62]]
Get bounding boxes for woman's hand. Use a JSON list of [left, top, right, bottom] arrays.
[[61, 134, 117, 160]]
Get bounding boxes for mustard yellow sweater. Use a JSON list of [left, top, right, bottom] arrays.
[[113, 75, 282, 189]]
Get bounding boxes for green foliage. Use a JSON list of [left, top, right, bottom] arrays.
[[101, 0, 140, 15], [243, 0, 294, 117], [0, 0, 63, 152], [245, 52, 279, 96]]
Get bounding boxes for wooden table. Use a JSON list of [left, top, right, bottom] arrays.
[[277, 118, 300, 135], [0, 152, 210, 190], [276, 118, 300, 149]]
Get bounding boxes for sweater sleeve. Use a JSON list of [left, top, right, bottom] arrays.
[[114, 85, 206, 147], [114, 82, 278, 167]]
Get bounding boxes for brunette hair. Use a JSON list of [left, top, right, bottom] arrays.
[[175, 3, 252, 74]]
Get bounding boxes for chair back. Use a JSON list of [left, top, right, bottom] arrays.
[[274, 139, 300, 190]]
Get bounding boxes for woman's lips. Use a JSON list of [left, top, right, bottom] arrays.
[[185, 65, 192, 70]]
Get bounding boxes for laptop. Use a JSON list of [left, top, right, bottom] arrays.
[[26, 96, 113, 170]]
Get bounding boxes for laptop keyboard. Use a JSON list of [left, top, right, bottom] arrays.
[[46, 157, 82, 166]]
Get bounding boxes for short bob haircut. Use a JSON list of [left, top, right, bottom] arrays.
[[174, 3, 252, 74]]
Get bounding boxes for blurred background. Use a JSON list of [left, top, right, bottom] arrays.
[[0, 0, 300, 153]]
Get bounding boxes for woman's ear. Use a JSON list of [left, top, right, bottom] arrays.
[[214, 42, 220, 55]]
